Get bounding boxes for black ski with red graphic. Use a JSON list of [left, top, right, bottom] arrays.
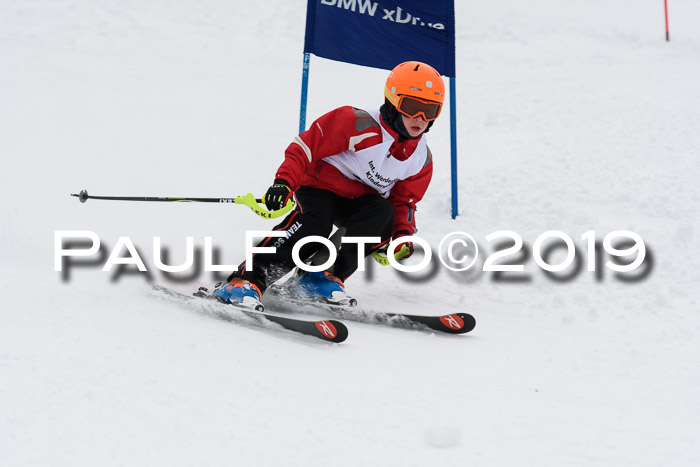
[[258, 312, 348, 343], [150, 284, 348, 343], [265, 288, 475, 334], [397, 312, 475, 334], [328, 307, 475, 334]]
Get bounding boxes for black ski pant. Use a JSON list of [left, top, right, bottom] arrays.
[[229, 187, 394, 293]]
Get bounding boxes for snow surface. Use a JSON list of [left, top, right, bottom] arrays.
[[2, 0, 700, 465]]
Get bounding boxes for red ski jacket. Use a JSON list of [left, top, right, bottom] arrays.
[[275, 106, 433, 237]]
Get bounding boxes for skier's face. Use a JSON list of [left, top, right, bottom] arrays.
[[402, 114, 429, 137]]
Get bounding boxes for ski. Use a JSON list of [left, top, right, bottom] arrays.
[[149, 284, 348, 343], [266, 286, 475, 334]]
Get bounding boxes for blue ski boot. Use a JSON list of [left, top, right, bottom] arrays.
[[288, 270, 356, 306], [212, 278, 264, 311]]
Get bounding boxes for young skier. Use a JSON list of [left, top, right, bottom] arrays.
[[212, 61, 445, 308]]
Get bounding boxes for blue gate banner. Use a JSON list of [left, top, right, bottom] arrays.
[[304, 0, 455, 77]]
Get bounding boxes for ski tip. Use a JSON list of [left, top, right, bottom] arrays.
[[458, 313, 476, 333], [449, 313, 476, 334], [315, 319, 349, 343], [435, 313, 476, 334]]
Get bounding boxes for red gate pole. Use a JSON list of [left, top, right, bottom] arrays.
[[664, 0, 670, 41]]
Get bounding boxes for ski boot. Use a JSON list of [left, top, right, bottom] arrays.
[[201, 278, 264, 312], [287, 270, 357, 307]]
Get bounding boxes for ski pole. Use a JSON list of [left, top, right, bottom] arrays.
[[70, 189, 295, 219]]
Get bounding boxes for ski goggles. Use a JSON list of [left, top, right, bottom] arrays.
[[396, 96, 442, 121]]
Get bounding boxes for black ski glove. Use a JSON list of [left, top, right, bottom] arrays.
[[264, 180, 293, 211]]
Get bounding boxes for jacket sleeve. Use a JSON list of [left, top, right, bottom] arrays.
[[275, 106, 382, 190], [388, 148, 433, 237]]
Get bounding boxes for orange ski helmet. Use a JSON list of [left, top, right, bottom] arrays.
[[384, 61, 445, 121]]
